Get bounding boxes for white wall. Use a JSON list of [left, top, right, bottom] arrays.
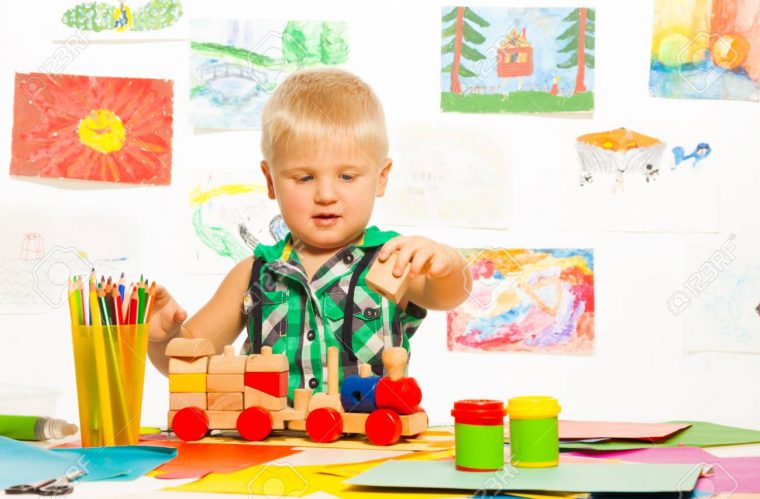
[[1, 0, 759, 430]]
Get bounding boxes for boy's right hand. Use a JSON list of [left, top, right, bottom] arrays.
[[148, 285, 188, 343]]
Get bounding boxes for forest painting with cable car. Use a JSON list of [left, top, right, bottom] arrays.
[[441, 7, 595, 114]]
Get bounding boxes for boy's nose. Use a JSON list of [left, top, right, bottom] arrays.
[[314, 179, 338, 204]]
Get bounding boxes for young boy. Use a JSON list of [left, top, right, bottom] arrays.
[[148, 68, 471, 399]]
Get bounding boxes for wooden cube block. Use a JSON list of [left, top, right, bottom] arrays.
[[207, 374, 244, 393], [366, 252, 412, 304], [244, 371, 288, 398], [244, 386, 287, 411], [169, 373, 206, 393], [208, 345, 247, 374], [400, 411, 428, 436], [170, 392, 207, 410], [342, 412, 369, 434], [207, 410, 239, 430], [307, 393, 343, 413], [208, 392, 243, 411], [165, 338, 215, 358], [245, 346, 288, 373], [169, 356, 208, 374]]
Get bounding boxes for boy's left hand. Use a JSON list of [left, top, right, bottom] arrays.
[[378, 236, 456, 280]]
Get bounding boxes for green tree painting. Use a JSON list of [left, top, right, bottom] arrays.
[[557, 8, 595, 95], [283, 21, 349, 66], [441, 7, 489, 94]]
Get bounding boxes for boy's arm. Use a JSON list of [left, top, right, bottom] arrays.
[[376, 237, 472, 311], [147, 256, 253, 375]]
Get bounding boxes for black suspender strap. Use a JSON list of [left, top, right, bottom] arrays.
[[250, 257, 264, 354], [341, 246, 380, 362]]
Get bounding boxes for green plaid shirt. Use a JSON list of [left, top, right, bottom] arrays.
[[243, 226, 427, 401]]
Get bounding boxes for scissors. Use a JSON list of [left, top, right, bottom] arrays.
[[5, 469, 86, 496]]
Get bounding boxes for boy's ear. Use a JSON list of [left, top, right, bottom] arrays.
[[260, 161, 276, 200], [375, 159, 392, 197]]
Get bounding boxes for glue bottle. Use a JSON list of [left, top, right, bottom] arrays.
[[0, 414, 78, 441]]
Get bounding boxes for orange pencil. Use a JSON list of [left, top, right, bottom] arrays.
[[144, 281, 157, 322]]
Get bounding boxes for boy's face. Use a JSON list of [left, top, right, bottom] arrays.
[[261, 139, 391, 254]]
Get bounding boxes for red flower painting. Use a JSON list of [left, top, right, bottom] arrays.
[[11, 72, 173, 185]]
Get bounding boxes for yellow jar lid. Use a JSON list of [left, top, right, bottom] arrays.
[[507, 396, 561, 419]]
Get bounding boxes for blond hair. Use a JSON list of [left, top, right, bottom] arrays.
[[261, 68, 388, 166]]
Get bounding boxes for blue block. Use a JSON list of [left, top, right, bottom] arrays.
[[340, 375, 380, 413]]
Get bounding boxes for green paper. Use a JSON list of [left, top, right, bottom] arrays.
[[559, 421, 760, 451], [345, 461, 701, 493]]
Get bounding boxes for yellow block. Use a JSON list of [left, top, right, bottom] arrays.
[[169, 373, 206, 393]]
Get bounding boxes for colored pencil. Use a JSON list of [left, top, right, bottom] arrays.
[[144, 281, 157, 322], [117, 272, 126, 302]]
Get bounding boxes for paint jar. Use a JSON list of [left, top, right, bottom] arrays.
[[507, 396, 561, 468], [451, 399, 506, 471]]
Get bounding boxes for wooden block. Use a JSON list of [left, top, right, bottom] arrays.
[[293, 388, 312, 412], [244, 371, 288, 397], [165, 338, 216, 358], [270, 408, 306, 430], [307, 393, 343, 413], [244, 386, 287, 411], [400, 411, 428, 436], [287, 419, 306, 431], [168, 410, 177, 429], [169, 373, 207, 393], [170, 392, 207, 410], [207, 374, 244, 393], [208, 392, 243, 411], [169, 356, 208, 374], [366, 252, 412, 304], [342, 412, 369, 434], [207, 410, 240, 430], [245, 346, 288, 373], [208, 345, 247, 374]]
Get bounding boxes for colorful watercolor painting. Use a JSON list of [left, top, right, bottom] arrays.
[[576, 128, 666, 193], [441, 7, 595, 114], [191, 19, 349, 129], [189, 174, 286, 274], [683, 242, 760, 354], [650, 0, 760, 101], [448, 248, 595, 354], [374, 124, 512, 229], [11, 72, 173, 185], [61, 0, 183, 33]]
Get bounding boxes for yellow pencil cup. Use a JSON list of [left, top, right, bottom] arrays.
[[70, 324, 149, 447]]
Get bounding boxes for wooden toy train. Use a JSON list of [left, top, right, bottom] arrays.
[[166, 338, 427, 445]]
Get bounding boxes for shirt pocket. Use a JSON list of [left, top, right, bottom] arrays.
[[261, 290, 289, 340], [322, 293, 385, 362]]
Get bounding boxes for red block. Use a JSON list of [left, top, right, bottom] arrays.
[[244, 371, 288, 398], [375, 377, 422, 415]]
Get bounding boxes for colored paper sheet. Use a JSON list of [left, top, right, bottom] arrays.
[[567, 446, 760, 494], [152, 442, 299, 479], [345, 461, 701, 493], [0, 437, 176, 488], [505, 420, 690, 441], [560, 421, 760, 451]]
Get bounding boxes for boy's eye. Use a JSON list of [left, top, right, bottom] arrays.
[[340, 173, 355, 181], [296, 175, 313, 183]]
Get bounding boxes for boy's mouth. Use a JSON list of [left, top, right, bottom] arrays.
[[312, 213, 340, 226], [313, 213, 340, 219]]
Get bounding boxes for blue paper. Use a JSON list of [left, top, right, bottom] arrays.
[[0, 436, 177, 488]]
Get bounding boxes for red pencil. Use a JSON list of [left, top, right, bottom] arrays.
[[128, 288, 138, 325]]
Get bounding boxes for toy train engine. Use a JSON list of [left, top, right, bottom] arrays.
[[167, 338, 427, 445]]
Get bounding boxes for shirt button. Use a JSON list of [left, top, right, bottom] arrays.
[[343, 253, 355, 264], [363, 308, 379, 319], [306, 329, 316, 341], [308, 378, 319, 389]]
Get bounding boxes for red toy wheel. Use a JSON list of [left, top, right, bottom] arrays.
[[365, 409, 402, 446], [237, 407, 273, 441], [306, 408, 343, 443], [172, 407, 209, 441]]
